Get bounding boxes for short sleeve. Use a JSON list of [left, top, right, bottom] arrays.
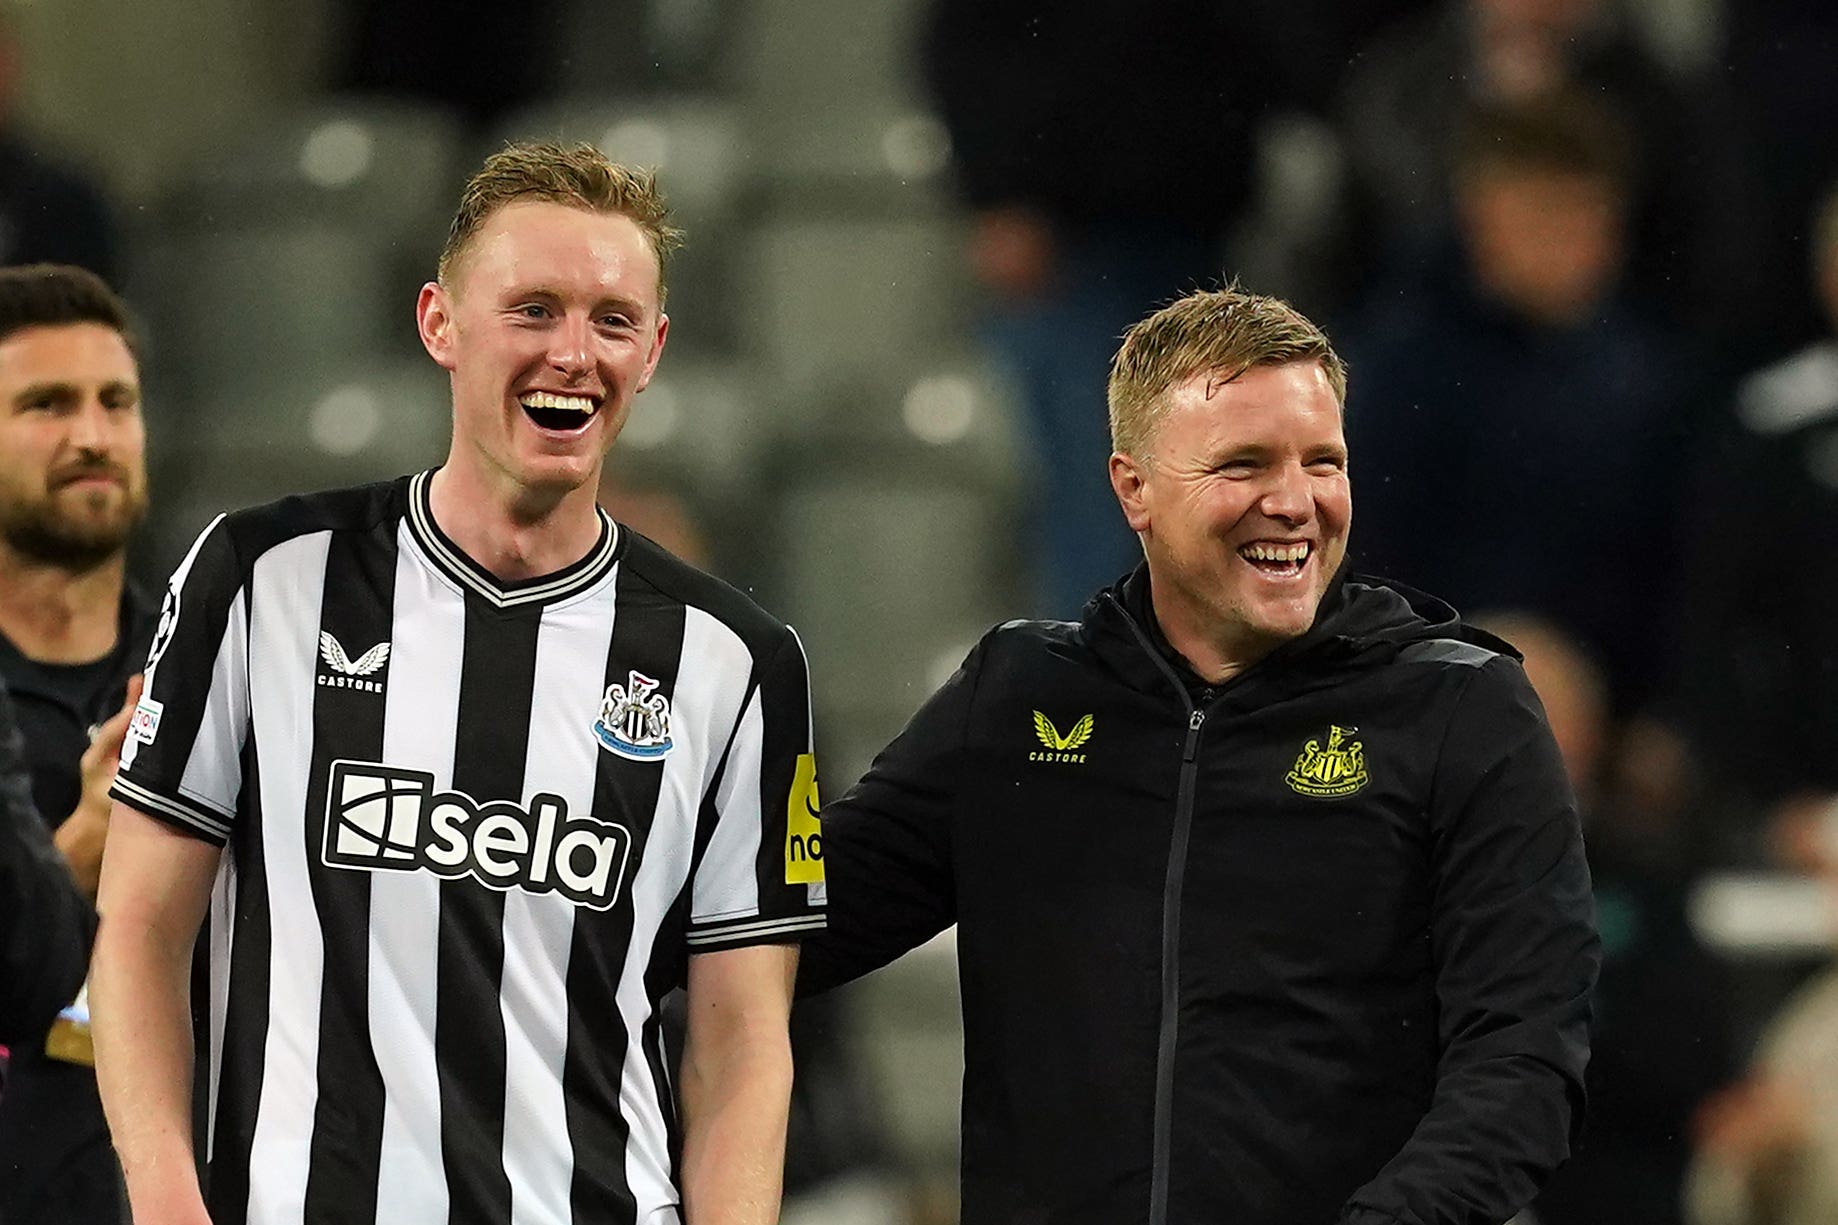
[[109, 514, 250, 845], [686, 625, 825, 951]]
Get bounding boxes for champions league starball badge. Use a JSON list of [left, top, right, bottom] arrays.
[[593, 670, 675, 761]]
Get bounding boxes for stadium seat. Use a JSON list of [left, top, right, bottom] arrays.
[[131, 223, 413, 401], [602, 357, 766, 510], [738, 215, 973, 406], [548, 0, 739, 96], [770, 472, 1015, 764], [729, 0, 930, 115], [144, 359, 451, 581], [747, 105, 955, 217], [164, 98, 464, 268]]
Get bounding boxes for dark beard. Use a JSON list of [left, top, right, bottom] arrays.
[[0, 492, 144, 571]]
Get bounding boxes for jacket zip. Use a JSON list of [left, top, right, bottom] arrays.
[[1106, 595, 1211, 1225]]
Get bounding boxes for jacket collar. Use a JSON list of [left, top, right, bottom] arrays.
[[1079, 561, 1490, 705]]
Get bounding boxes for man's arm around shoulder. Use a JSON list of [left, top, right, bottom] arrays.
[[91, 800, 223, 1225]]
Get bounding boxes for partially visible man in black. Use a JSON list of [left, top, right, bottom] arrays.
[[0, 264, 154, 1225], [801, 287, 1599, 1225], [0, 678, 95, 1045]]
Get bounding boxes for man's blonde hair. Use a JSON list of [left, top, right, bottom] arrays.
[[1107, 287, 1348, 457], [437, 141, 686, 301]]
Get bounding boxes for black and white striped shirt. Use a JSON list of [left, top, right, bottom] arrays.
[[111, 471, 826, 1225]]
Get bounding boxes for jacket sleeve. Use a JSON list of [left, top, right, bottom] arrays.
[[1339, 657, 1600, 1225], [795, 639, 984, 997], [0, 679, 96, 1044]]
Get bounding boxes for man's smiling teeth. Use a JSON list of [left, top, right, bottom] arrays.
[[519, 391, 597, 414], [1241, 542, 1311, 563]]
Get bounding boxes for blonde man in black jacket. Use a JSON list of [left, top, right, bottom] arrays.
[[802, 287, 1600, 1225]]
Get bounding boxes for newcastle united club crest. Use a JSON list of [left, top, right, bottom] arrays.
[[593, 670, 675, 761]]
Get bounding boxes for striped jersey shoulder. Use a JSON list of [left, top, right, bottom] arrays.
[[617, 528, 800, 657], [211, 476, 409, 574]]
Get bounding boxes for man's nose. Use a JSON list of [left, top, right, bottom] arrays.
[[1261, 463, 1314, 524], [548, 315, 593, 379], [67, 397, 113, 451]]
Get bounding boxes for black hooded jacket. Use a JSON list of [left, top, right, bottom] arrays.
[[801, 567, 1599, 1225]]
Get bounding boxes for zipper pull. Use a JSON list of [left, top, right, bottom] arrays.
[[1183, 709, 1205, 762]]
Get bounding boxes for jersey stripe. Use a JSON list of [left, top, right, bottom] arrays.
[[619, 604, 750, 1211], [502, 593, 617, 1223], [204, 737, 270, 1225], [301, 522, 398, 1222], [244, 532, 334, 1223], [566, 563, 684, 1224], [437, 598, 542, 1225], [370, 528, 465, 1222]]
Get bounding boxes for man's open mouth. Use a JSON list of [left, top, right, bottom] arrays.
[[1238, 541, 1312, 577], [519, 390, 600, 432]]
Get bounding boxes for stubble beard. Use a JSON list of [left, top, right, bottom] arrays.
[[0, 485, 145, 572]]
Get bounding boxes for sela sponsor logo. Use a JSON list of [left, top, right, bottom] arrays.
[[1286, 724, 1370, 798], [592, 670, 674, 761], [1030, 710, 1093, 763], [322, 760, 632, 910], [318, 632, 390, 693]]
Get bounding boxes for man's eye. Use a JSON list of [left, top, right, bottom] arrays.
[[599, 315, 633, 330], [519, 304, 550, 319]]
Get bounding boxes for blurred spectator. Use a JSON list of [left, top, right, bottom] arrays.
[[0, 265, 154, 1225], [1478, 612, 1736, 1225], [1335, 0, 1762, 354], [1686, 894, 1838, 1225], [922, 1, 1313, 617], [1724, 1, 1838, 361], [0, 18, 120, 282], [332, 0, 565, 130], [1663, 181, 1838, 867], [0, 676, 95, 1047], [1342, 90, 1698, 712]]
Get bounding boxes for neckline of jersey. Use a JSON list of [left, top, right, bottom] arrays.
[[404, 469, 623, 611]]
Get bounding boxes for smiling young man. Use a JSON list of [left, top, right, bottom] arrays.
[[800, 287, 1600, 1225], [90, 144, 823, 1225]]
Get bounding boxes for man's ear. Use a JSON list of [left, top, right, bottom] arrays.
[[1110, 452, 1151, 534], [417, 282, 457, 371], [635, 313, 669, 393]]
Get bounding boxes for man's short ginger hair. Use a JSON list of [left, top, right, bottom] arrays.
[[438, 141, 686, 302], [1108, 287, 1348, 457]]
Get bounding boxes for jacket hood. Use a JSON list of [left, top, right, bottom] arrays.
[[1081, 562, 1518, 698]]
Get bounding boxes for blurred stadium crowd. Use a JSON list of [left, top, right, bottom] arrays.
[[5, 0, 1838, 1222]]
